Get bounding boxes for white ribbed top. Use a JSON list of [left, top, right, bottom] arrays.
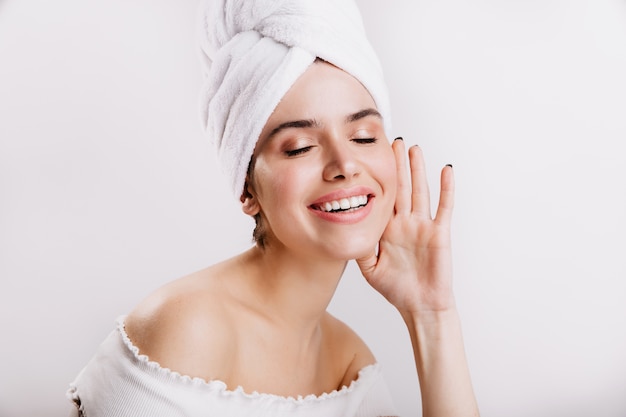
[[67, 317, 398, 417]]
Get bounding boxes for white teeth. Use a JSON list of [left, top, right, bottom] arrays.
[[317, 195, 369, 212]]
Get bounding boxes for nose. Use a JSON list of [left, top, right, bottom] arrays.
[[322, 140, 360, 181]]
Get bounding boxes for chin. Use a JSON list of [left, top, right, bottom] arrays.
[[318, 236, 380, 261]]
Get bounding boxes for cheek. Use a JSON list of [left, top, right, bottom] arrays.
[[253, 159, 311, 210], [376, 148, 398, 191]]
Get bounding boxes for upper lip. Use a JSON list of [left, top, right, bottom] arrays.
[[308, 186, 375, 208]]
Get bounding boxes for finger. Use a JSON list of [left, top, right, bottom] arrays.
[[409, 145, 431, 218], [434, 164, 455, 225], [392, 138, 411, 214]]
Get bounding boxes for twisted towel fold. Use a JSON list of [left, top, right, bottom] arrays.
[[198, 0, 391, 198]]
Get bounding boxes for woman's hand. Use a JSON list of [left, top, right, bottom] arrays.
[[359, 140, 480, 416], [357, 138, 456, 315]]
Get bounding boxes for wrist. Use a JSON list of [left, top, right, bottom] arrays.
[[398, 297, 458, 324], [400, 307, 461, 335]]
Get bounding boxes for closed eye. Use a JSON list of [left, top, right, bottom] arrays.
[[352, 138, 378, 144], [285, 146, 313, 157]]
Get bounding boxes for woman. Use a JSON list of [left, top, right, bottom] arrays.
[[68, 1, 479, 416]]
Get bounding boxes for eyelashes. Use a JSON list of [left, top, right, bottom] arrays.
[[283, 138, 378, 157], [285, 146, 313, 157], [351, 137, 377, 144]]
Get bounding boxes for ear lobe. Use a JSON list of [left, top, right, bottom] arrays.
[[240, 184, 260, 216]]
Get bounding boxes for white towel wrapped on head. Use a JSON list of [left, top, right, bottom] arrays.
[[198, 0, 391, 198]]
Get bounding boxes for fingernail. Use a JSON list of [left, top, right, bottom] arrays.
[[394, 137, 403, 141], [446, 163, 453, 168]]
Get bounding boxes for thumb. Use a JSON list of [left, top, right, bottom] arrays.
[[356, 250, 378, 277]]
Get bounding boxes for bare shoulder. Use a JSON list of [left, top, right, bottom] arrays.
[[125, 263, 236, 381], [322, 312, 376, 386]]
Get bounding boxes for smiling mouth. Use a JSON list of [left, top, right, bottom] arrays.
[[312, 194, 371, 213]]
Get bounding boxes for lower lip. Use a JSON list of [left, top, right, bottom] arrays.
[[308, 198, 374, 224]]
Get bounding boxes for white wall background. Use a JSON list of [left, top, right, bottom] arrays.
[[1, 0, 625, 416]]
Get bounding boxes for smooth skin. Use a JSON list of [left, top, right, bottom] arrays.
[[358, 141, 479, 416], [122, 62, 479, 416]]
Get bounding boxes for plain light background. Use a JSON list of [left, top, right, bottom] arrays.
[[1, 0, 625, 416]]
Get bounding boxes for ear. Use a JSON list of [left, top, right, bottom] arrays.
[[240, 181, 260, 216]]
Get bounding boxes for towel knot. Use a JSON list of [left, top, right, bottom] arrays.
[[199, 0, 391, 198]]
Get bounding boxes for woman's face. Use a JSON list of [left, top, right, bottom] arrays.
[[244, 61, 397, 260]]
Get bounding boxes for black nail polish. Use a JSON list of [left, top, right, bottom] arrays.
[[394, 136, 403, 141], [446, 164, 453, 168]]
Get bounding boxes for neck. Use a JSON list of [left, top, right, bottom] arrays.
[[235, 245, 347, 335]]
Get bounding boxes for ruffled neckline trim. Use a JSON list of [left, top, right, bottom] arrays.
[[115, 315, 381, 404]]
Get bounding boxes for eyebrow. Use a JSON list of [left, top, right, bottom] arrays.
[[265, 108, 383, 141], [266, 119, 320, 141], [345, 108, 382, 124]]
